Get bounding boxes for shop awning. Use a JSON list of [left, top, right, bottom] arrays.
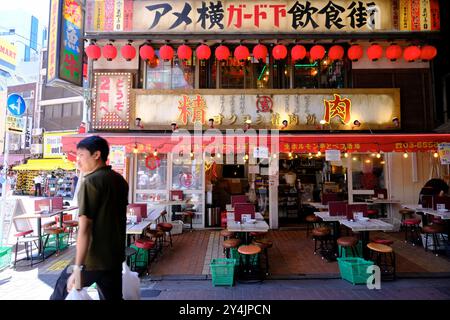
[[61, 132, 450, 154], [12, 158, 76, 171]]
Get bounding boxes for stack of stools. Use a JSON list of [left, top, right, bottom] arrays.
[[222, 238, 241, 258], [237, 244, 262, 282], [422, 224, 446, 256], [367, 242, 396, 280], [252, 238, 273, 275], [305, 215, 322, 237], [337, 236, 359, 257], [312, 226, 332, 259], [402, 217, 422, 245], [133, 238, 155, 274]]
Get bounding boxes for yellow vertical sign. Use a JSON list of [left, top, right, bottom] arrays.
[[94, 0, 105, 31], [399, 0, 411, 31], [47, 0, 61, 83], [420, 0, 431, 30]]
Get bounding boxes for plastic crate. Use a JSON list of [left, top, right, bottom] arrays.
[[210, 258, 237, 287], [0, 246, 12, 270], [337, 257, 374, 285], [338, 240, 362, 258], [129, 244, 148, 270], [44, 233, 70, 252], [171, 220, 184, 235]]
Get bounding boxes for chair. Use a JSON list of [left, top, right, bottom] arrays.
[[12, 218, 41, 268], [57, 214, 78, 244]]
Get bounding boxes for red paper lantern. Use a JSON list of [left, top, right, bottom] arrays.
[[420, 45, 437, 61], [139, 44, 155, 61], [215, 45, 230, 61], [177, 44, 192, 60], [120, 43, 136, 61], [347, 44, 363, 61], [385, 44, 402, 61], [272, 44, 287, 60], [85, 43, 101, 60], [196, 44, 211, 60], [102, 44, 117, 61], [328, 45, 344, 61], [310, 45, 325, 61], [367, 44, 383, 61], [291, 44, 306, 61], [253, 44, 268, 61], [234, 45, 250, 61], [159, 45, 174, 61], [403, 45, 421, 62]]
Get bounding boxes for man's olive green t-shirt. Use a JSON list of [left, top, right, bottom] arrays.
[[78, 166, 129, 270]]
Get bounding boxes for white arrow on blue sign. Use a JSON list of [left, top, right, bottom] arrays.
[[7, 93, 26, 116]]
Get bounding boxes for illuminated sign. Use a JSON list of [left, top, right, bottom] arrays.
[[92, 72, 132, 130], [0, 38, 17, 70], [43, 131, 78, 158]]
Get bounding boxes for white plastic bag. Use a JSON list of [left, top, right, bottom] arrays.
[[65, 288, 93, 300], [122, 261, 141, 300]]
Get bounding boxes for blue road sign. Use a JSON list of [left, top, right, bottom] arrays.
[[7, 94, 26, 116]]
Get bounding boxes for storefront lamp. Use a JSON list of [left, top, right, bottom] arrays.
[[344, 152, 349, 158], [121, 43, 136, 61], [403, 152, 409, 158], [328, 45, 344, 61], [85, 43, 101, 60], [376, 152, 381, 159], [273, 44, 288, 60], [215, 45, 230, 61], [177, 44, 192, 61], [234, 45, 250, 61], [291, 44, 306, 61], [367, 44, 383, 61], [353, 120, 361, 127], [386, 44, 402, 61], [253, 44, 268, 61], [153, 149, 158, 157], [348, 44, 363, 62], [140, 44, 155, 61], [196, 44, 211, 60], [433, 152, 439, 158], [420, 45, 437, 61], [133, 144, 139, 154]]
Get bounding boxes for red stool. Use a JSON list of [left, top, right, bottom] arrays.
[[157, 222, 173, 247], [422, 224, 446, 255], [367, 209, 378, 218], [312, 227, 332, 258], [372, 237, 394, 246], [306, 215, 322, 237], [402, 218, 422, 245], [222, 238, 241, 258], [337, 236, 359, 257], [134, 238, 155, 274]]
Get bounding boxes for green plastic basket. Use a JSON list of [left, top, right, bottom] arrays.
[[230, 247, 259, 266], [210, 258, 236, 287], [44, 233, 70, 252], [129, 244, 149, 270], [337, 257, 374, 285], [0, 246, 12, 270], [338, 240, 362, 258]]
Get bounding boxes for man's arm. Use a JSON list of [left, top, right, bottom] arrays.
[[75, 215, 92, 266]]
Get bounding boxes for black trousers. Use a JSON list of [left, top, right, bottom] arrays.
[[50, 265, 122, 300], [34, 183, 42, 196]]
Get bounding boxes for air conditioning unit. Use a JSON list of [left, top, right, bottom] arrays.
[[32, 128, 43, 136], [30, 144, 43, 154]]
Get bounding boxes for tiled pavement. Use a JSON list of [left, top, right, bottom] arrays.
[[1, 227, 450, 300]]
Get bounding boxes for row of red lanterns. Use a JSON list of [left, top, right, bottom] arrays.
[[85, 42, 437, 63]]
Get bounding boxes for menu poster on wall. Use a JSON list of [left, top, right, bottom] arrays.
[[325, 149, 341, 161], [110, 145, 127, 178], [438, 143, 450, 165]]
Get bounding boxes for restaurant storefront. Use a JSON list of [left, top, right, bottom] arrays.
[[61, 0, 449, 229]]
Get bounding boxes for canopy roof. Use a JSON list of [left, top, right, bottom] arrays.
[[13, 158, 76, 171]]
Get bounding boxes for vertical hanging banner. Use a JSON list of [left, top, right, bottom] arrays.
[[47, 0, 84, 87]]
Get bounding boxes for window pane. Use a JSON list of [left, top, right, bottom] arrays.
[[136, 153, 167, 190], [146, 51, 194, 89], [172, 159, 202, 190], [52, 105, 62, 118], [63, 103, 72, 117], [351, 153, 385, 193]]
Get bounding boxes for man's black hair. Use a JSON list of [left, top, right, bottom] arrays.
[[76, 135, 109, 163]]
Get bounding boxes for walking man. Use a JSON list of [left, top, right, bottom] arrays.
[[50, 136, 129, 300]]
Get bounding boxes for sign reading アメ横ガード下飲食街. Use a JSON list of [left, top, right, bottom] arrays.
[[85, 0, 440, 33]]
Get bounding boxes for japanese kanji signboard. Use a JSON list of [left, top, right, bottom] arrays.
[[86, 0, 439, 33], [92, 72, 132, 130], [130, 88, 400, 131], [47, 0, 84, 87]]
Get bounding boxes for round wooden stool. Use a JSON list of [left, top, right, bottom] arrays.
[[402, 218, 422, 245], [422, 224, 446, 255], [252, 238, 273, 275], [337, 236, 359, 257], [306, 215, 322, 237], [157, 222, 173, 247], [44, 227, 65, 256], [220, 230, 235, 241], [134, 239, 155, 274], [312, 227, 332, 258], [237, 245, 262, 282], [367, 242, 396, 280], [222, 238, 241, 258]]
